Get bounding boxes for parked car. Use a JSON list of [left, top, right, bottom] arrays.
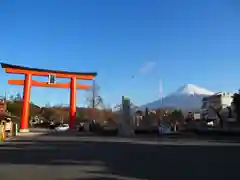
[[55, 124, 69, 131]]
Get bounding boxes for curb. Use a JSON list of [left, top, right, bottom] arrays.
[[2, 136, 17, 142], [1, 132, 47, 142]]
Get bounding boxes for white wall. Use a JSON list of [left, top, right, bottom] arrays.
[[221, 96, 233, 108]]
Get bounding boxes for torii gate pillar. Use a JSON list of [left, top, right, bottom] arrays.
[[20, 74, 32, 132], [69, 77, 77, 129]]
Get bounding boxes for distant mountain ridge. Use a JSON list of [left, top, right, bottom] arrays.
[[141, 84, 214, 110]]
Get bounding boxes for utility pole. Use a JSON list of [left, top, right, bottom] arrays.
[[4, 92, 7, 101], [159, 79, 163, 106], [60, 115, 64, 124], [91, 80, 96, 120], [159, 79, 164, 124], [92, 80, 96, 108]]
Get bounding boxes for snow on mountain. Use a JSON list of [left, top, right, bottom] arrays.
[[141, 84, 214, 110], [172, 84, 214, 96]]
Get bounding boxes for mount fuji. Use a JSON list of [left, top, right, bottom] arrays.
[[141, 84, 215, 111]]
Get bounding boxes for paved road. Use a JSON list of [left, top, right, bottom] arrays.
[[1, 132, 240, 180]]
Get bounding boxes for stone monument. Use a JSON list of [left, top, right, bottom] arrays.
[[118, 96, 135, 136]]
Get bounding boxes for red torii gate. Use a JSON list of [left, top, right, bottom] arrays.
[[1, 63, 97, 132]]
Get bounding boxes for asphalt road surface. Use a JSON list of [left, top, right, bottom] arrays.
[[1, 132, 240, 180]]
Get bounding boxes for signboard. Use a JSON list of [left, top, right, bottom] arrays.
[[48, 74, 56, 84]]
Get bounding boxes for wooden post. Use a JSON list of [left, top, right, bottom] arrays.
[[0, 125, 4, 141]]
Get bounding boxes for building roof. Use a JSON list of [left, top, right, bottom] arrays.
[[1, 63, 97, 76]]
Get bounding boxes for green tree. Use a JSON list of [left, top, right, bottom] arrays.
[[7, 101, 22, 117], [170, 109, 184, 122]]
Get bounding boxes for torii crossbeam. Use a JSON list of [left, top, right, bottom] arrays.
[[1, 63, 97, 132]]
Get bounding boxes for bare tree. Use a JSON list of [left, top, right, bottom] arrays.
[[86, 80, 104, 109], [45, 102, 51, 108], [209, 106, 223, 128], [8, 92, 22, 102], [15, 93, 22, 101]]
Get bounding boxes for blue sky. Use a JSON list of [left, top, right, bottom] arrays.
[[0, 0, 240, 107]]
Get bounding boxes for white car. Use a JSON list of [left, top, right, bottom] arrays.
[[55, 124, 69, 131]]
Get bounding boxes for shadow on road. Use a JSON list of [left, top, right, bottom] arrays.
[[1, 132, 240, 180]]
